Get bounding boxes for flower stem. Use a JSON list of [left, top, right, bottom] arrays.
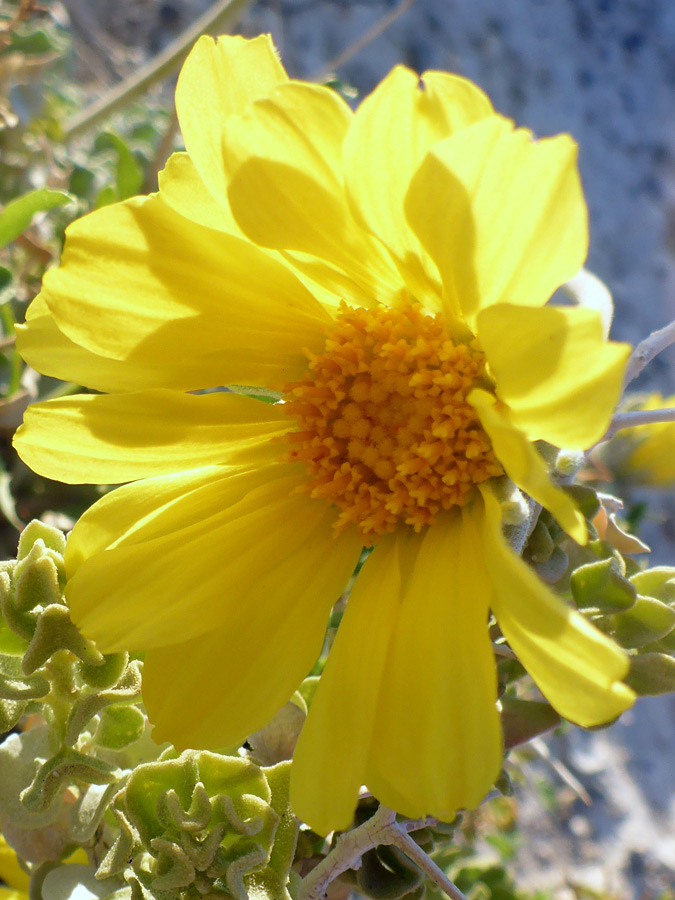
[[622, 318, 675, 389], [603, 406, 675, 441], [299, 805, 467, 900], [62, 0, 254, 140], [311, 0, 417, 82], [300, 805, 397, 900], [386, 825, 470, 900]]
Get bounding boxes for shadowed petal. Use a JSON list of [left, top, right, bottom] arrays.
[[291, 536, 402, 834], [470, 389, 587, 544], [14, 390, 290, 484], [224, 81, 401, 308], [38, 195, 330, 390], [175, 33, 288, 206], [405, 117, 587, 325], [366, 507, 501, 821], [344, 64, 493, 312], [67, 468, 359, 652], [480, 485, 635, 727], [143, 526, 362, 751], [477, 304, 630, 449]]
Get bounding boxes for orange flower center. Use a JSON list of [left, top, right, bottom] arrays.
[[283, 303, 503, 541]]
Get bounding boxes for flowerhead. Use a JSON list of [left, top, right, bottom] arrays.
[[14, 34, 634, 834], [619, 393, 675, 486]]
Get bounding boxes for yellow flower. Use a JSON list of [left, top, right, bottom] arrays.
[[0, 834, 29, 900], [0, 834, 89, 900], [623, 393, 675, 485], [14, 35, 635, 834]]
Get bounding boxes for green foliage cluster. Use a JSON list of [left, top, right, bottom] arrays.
[[521, 489, 675, 698], [0, 3, 175, 555], [0, 520, 301, 900]]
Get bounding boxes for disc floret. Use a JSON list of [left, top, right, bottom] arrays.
[[284, 303, 503, 539]]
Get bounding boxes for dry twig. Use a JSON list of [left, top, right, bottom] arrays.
[[622, 319, 675, 389], [311, 0, 417, 82], [299, 805, 467, 900]]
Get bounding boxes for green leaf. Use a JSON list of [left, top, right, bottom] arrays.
[[613, 596, 675, 648], [68, 166, 96, 199], [0, 189, 72, 248], [630, 567, 675, 605], [500, 697, 561, 749], [570, 557, 637, 612], [94, 132, 143, 200], [21, 747, 117, 812], [95, 705, 146, 750], [561, 483, 601, 520], [525, 520, 554, 564], [625, 653, 675, 695], [6, 28, 55, 55], [0, 266, 12, 291], [0, 612, 27, 655], [94, 185, 118, 209], [17, 520, 66, 559]]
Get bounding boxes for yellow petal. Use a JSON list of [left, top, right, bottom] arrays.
[[366, 508, 501, 821], [175, 34, 288, 206], [17, 296, 241, 394], [143, 528, 362, 751], [0, 835, 29, 893], [405, 116, 587, 326], [343, 65, 493, 312], [480, 485, 635, 726], [291, 536, 402, 835], [629, 422, 675, 485], [64, 465, 241, 574], [157, 153, 348, 314], [67, 468, 355, 652], [14, 390, 289, 484], [614, 393, 675, 486], [477, 304, 630, 448], [39, 195, 330, 389], [158, 151, 242, 235], [470, 389, 587, 543], [223, 81, 401, 308]]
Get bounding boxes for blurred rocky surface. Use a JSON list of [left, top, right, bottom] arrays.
[[512, 695, 675, 896], [55, 0, 675, 896], [76, 0, 675, 379]]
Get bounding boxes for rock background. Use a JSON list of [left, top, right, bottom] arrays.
[[73, 0, 675, 379], [59, 1, 675, 896]]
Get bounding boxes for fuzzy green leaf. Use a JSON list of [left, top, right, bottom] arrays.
[[570, 557, 637, 612], [625, 653, 675, 695], [613, 596, 675, 649], [0, 190, 72, 249]]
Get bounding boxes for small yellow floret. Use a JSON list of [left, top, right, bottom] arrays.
[[284, 303, 503, 540]]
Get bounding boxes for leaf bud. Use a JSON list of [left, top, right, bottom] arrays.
[[500, 697, 561, 750], [624, 653, 675, 695], [570, 558, 637, 612], [612, 596, 675, 649], [357, 844, 424, 900], [98, 752, 297, 900]]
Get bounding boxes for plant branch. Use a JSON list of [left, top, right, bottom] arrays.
[[300, 805, 468, 900], [622, 319, 675, 389], [601, 407, 675, 442], [300, 805, 397, 900], [508, 497, 541, 556], [310, 0, 417, 82], [62, 0, 254, 140], [387, 825, 470, 900]]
